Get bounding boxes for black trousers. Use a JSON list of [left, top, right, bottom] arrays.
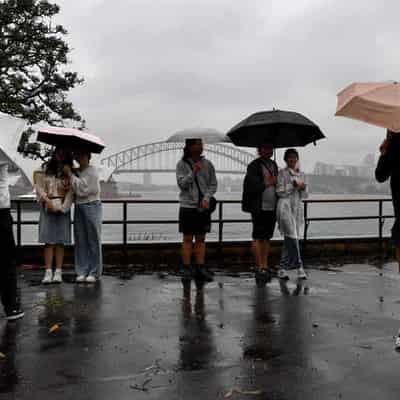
[[0, 209, 18, 313]]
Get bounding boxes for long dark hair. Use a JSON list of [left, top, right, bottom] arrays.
[[45, 148, 73, 176], [182, 138, 202, 160]]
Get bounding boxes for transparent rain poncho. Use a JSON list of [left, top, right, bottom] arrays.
[[276, 167, 308, 240]]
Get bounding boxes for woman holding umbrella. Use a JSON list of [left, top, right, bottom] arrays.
[[375, 131, 400, 271], [176, 138, 217, 287], [35, 148, 74, 284]]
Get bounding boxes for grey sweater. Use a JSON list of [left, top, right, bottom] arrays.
[[176, 158, 217, 208]]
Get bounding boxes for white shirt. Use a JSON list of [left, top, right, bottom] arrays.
[[0, 163, 10, 209], [71, 165, 101, 204]]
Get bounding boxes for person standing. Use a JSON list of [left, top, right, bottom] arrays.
[[276, 148, 308, 280], [35, 148, 73, 284], [375, 131, 400, 271], [242, 143, 278, 286], [176, 138, 217, 286], [0, 162, 24, 320], [64, 149, 102, 283]]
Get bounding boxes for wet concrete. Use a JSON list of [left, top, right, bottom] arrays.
[[2, 263, 400, 399]]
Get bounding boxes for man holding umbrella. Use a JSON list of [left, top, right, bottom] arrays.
[[242, 143, 278, 285]]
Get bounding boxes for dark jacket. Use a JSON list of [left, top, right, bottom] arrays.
[[376, 153, 400, 220], [241, 158, 278, 213]]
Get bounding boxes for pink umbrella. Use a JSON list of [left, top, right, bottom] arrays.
[[37, 126, 105, 154], [335, 82, 400, 132]]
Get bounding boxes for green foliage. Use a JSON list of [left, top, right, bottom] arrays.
[[0, 0, 84, 126]]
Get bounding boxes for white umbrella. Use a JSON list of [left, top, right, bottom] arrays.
[[166, 128, 231, 144]]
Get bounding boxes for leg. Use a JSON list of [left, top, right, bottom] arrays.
[[52, 245, 64, 283], [85, 202, 103, 278], [0, 210, 20, 315], [396, 246, 400, 273], [74, 205, 88, 277], [264, 240, 271, 268], [42, 244, 54, 283], [44, 245, 54, 269], [193, 234, 206, 265], [254, 239, 266, 268], [182, 234, 194, 265]]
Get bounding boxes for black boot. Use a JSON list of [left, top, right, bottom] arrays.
[[181, 265, 194, 284], [254, 268, 272, 287], [194, 264, 214, 284]]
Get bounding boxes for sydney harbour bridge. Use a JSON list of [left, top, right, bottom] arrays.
[[100, 141, 255, 181]]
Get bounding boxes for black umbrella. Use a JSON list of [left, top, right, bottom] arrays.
[[227, 110, 325, 148]]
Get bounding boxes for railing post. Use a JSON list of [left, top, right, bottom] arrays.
[[378, 200, 383, 254], [302, 200, 309, 258], [218, 201, 224, 267], [123, 201, 128, 264], [16, 201, 22, 247]]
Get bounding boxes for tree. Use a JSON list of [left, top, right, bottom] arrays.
[[0, 0, 84, 127]]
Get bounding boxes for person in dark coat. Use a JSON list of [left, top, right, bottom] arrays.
[[375, 131, 400, 271], [242, 143, 278, 285]]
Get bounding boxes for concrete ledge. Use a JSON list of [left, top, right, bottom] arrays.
[[17, 237, 393, 268]]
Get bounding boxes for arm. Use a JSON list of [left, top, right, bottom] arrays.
[[375, 154, 391, 183], [176, 160, 194, 190], [244, 162, 266, 195], [61, 189, 73, 213], [203, 161, 217, 200], [276, 170, 295, 198], [71, 167, 99, 198]]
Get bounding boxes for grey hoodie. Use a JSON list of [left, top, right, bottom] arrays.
[[176, 157, 217, 208]]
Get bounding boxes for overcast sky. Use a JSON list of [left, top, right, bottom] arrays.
[[54, 0, 400, 172]]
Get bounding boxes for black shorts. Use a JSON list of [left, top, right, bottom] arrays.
[[179, 207, 211, 235], [251, 210, 276, 240], [392, 218, 400, 245]]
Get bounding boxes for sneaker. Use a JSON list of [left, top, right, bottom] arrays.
[[5, 309, 24, 321], [41, 269, 53, 284], [255, 268, 272, 287], [277, 269, 289, 280], [52, 269, 63, 283], [194, 266, 214, 283], [181, 266, 194, 284], [76, 275, 86, 283], [85, 275, 96, 284], [297, 267, 307, 280]]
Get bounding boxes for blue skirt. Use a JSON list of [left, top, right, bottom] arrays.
[[38, 206, 72, 245]]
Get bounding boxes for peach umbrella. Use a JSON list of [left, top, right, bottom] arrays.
[[335, 81, 400, 132]]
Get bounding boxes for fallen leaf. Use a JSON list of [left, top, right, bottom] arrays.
[[49, 323, 61, 333], [224, 390, 234, 398], [0, 352, 6, 359]]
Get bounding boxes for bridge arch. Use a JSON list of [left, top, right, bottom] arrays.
[[100, 141, 255, 175]]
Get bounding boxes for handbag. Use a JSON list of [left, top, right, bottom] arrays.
[[183, 159, 217, 214]]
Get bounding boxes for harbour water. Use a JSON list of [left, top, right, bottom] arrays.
[[15, 192, 394, 245]]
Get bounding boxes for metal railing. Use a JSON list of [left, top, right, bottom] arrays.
[[11, 197, 395, 248]]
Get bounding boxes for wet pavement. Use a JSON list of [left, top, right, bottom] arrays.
[[2, 263, 400, 399]]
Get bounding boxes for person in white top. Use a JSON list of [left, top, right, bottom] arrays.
[[0, 162, 24, 320], [276, 149, 308, 280], [63, 149, 102, 283]]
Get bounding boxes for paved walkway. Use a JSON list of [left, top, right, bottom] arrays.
[[2, 263, 400, 399]]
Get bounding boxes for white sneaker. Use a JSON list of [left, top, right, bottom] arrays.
[[297, 267, 307, 280], [52, 269, 63, 283], [85, 275, 96, 284], [42, 269, 53, 284], [76, 275, 86, 283], [277, 269, 289, 280]]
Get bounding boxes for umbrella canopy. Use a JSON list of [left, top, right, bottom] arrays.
[[335, 81, 400, 132], [166, 128, 230, 144], [227, 110, 325, 148], [37, 126, 105, 154]]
